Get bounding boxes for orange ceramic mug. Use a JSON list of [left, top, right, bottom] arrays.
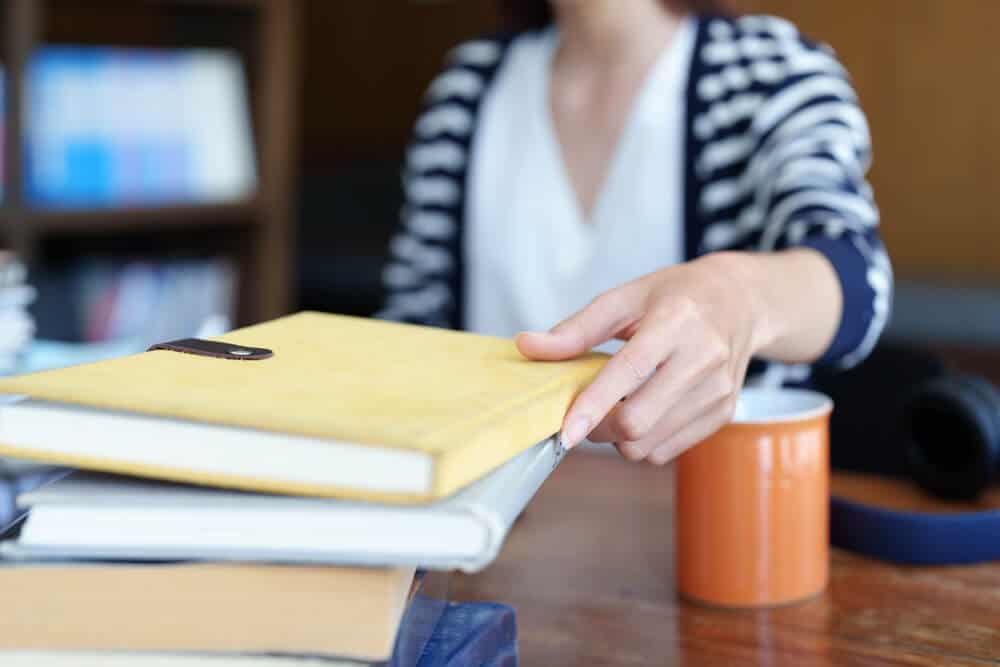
[[676, 387, 832, 608]]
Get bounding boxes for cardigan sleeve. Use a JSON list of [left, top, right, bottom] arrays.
[[376, 40, 505, 328], [745, 33, 892, 369]]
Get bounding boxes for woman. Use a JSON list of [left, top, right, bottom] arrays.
[[380, 0, 891, 464]]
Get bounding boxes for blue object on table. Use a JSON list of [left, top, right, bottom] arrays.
[[830, 496, 1000, 566], [390, 596, 518, 667]]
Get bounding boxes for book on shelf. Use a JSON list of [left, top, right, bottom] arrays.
[[31, 256, 236, 351], [0, 312, 606, 504], [76, 257, 237, 347], [1, 45, 256, 207]]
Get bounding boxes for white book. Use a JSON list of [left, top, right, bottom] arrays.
[[3, 438, 561, 573]]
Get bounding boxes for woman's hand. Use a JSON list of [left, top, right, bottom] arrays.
[[516, 250, 841, 464]]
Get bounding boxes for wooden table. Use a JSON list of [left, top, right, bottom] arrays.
[[453, 451, 1000, 666]]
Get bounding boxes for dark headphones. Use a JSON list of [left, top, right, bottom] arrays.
[[904, 373, 1000, 501], [814, 344, 1000, 565]]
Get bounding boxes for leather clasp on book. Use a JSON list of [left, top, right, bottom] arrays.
[[148, 338, 273, 360]]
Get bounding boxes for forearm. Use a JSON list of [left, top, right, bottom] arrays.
[[708, 249, 843, 365]]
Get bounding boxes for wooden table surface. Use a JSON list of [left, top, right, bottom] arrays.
[[453, 451, 1000, 666]]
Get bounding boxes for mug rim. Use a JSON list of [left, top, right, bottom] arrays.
[[732, 387, 832, 425]]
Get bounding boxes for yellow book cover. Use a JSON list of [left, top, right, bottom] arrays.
[[0, 563, 415, 659], [0, 312, 606, 503]]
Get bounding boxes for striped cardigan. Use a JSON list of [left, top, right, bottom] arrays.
[[380, 14, 892, 386]]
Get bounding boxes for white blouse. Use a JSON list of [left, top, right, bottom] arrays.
[[465, 18, 696, 351]]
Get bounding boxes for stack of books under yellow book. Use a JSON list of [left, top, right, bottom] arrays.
[[0, 312, 606, 664]]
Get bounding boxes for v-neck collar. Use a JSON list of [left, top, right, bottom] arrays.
[[537, 16, 697, 232]]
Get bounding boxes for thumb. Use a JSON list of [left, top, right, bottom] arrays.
[[516, 289, 639, 361]]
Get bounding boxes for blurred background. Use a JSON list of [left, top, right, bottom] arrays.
[[0, 0, 997, 373]]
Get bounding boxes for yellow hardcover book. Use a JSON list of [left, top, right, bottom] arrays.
[[0, 312, 606, 503], [0, 562, 416, 660]]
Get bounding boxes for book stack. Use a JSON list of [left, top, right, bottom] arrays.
[[0, 250, 53, 525], [0, 312, 606, 665], [0, 252, 36, 375]]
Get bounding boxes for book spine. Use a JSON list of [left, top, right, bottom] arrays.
[[444, 438, 560, 573]]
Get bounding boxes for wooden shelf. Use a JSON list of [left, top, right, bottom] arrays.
[[149, 0, 264, 6], [1, 0, 300, 325], [24, 201, 261, 234], [57, 0, 265, 11]]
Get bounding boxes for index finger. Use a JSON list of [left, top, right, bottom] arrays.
[[517, 288, 642, 361], [560, 323, 668, 448]]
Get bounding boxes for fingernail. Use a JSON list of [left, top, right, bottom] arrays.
[[622, 443, 644, 461], [562, 415, 592, 449]]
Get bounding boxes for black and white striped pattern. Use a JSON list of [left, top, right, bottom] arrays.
[[380, 15, 892, 385]]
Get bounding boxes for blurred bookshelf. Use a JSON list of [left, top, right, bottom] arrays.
[[0, 0, 300, 327]]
